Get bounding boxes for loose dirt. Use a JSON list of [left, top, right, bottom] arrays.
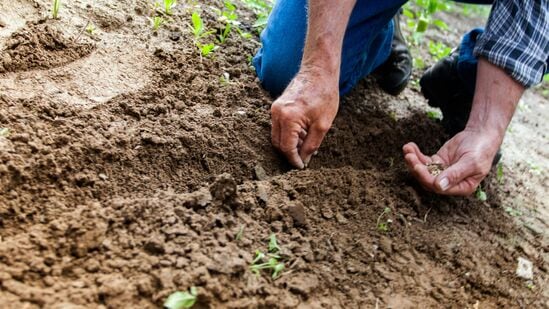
[[0, 0, 547, 308]]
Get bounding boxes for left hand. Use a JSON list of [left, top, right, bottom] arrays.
[[403, 128, 501, 196]]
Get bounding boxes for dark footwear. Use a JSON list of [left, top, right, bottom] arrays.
[[375, 10, 413, 96], [419, 49, 502, 166]]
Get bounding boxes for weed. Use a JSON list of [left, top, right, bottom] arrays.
[[0, 128, 9, 137], [164, 287, 197, 309], [217, 23, 232, 44], [149, 16, 166, 31], [163, 0, 177, 15], [51, 0, 61, 19], [475, 186, 487, 202]]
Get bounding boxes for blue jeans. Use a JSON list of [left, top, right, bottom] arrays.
[[253, 0, 493, 97]]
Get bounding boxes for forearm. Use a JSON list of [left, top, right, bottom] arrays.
[[301, 0, 357, 76], [466, 58, 525, 142]]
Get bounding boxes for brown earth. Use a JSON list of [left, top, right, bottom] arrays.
[[0, 0, 547, 308]]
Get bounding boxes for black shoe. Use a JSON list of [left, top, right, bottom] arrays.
[[374, 10, 413, 96], [420, 49, 502, 166]]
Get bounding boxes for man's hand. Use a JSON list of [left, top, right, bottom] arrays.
[[271, 68, 339, 169], [403, 128, 500, 195], [404, 58, 524, 196], [269, 0, 356, 168]]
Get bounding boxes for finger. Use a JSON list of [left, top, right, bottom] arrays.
[[299, 122, 330, 166], [404, 152, 422, 172], [438, 177, 479, 196], [435, 158, 480, 194], [297, 138, 303, 148], [413, 163, 437, 191], [403, 143, 432, 165], [298, 128, 307, 140], [271, 115, 281, 150], [279, 123, 305, 169]]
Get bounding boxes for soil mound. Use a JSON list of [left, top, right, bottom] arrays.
[[0, 20, 94, 73]]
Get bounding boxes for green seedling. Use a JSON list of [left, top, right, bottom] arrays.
[[220, 72, 231, 85], [235, 225, 244, 241], [51, 0, 61, 19], [217, 23, 231, 44], [149, 16, 166, 31], [0, 128, 9, 137], [250, 234, 286, 279], [197, 42, 216, 57], [164, 287, 197, 309], [475, 186, 487, 202], [86, 23, 96, 35], [428, 41, 452, 61], [504, 207, 522, 217], [268, 233, 280, 253], [250, 252, 285, 279], [496, 163, 504, 184], [163, 0, 177, 15], [426, 110, 442, 120], [190, 12, 213, 40], [376, 207, 392, 232], [241, 0, 273, 33]]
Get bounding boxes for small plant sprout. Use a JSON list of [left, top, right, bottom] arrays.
[[426, 110, 442, 120], [197, 42, 216, 57], [220, 72, 231, 85], [86, 23, 96, 35], [235, 224, 244, 241], [496, 163, 504, 184], [475, 186, 487, 202], [163, 0, 177, 15], [376, 207, 392, 232], [164, 287, 198, 309], [149, 16, 166, 31], [190, 12, 206, 39], [268, 233, 280, 253], [250, 234, 286, 279], [505, 207, 522, 217], [250, 252, 285, 279], [51, 0, 61, 19], [0, 128, 9, 137]]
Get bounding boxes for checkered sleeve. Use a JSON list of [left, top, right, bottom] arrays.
[[473, 0, 549, 87]]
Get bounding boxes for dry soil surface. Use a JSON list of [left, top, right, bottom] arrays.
[[0, 1, 547, 308]]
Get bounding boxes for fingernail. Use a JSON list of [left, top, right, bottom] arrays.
[[438, 177, 450, 191], [303, 155, 312, 168]]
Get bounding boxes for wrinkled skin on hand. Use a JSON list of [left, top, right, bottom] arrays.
[[270, 67, 339, 169], [403, 128, 501, 195]]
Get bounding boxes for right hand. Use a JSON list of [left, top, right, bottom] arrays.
[[270, 67, 339, 169]]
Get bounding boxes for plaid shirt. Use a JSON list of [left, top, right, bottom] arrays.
[[473, 0, 549, 87]]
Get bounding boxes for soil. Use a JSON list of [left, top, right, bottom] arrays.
[[0, 1, 547, 308]]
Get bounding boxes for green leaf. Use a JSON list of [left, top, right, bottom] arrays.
[[496, 163, 504, 183], [426, 110, 442, 120], [402, 8, 415, 19], [191, 12, 203, 37], [475, 187, 487, 202], [200, 43, 216, 56], [432, 19, 448, 30], [164, 288, 197, 309], [415, 16, 429, 33]]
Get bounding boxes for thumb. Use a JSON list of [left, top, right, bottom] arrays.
[[435, 157, 477, 192], [299, 122, 329, 167]]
